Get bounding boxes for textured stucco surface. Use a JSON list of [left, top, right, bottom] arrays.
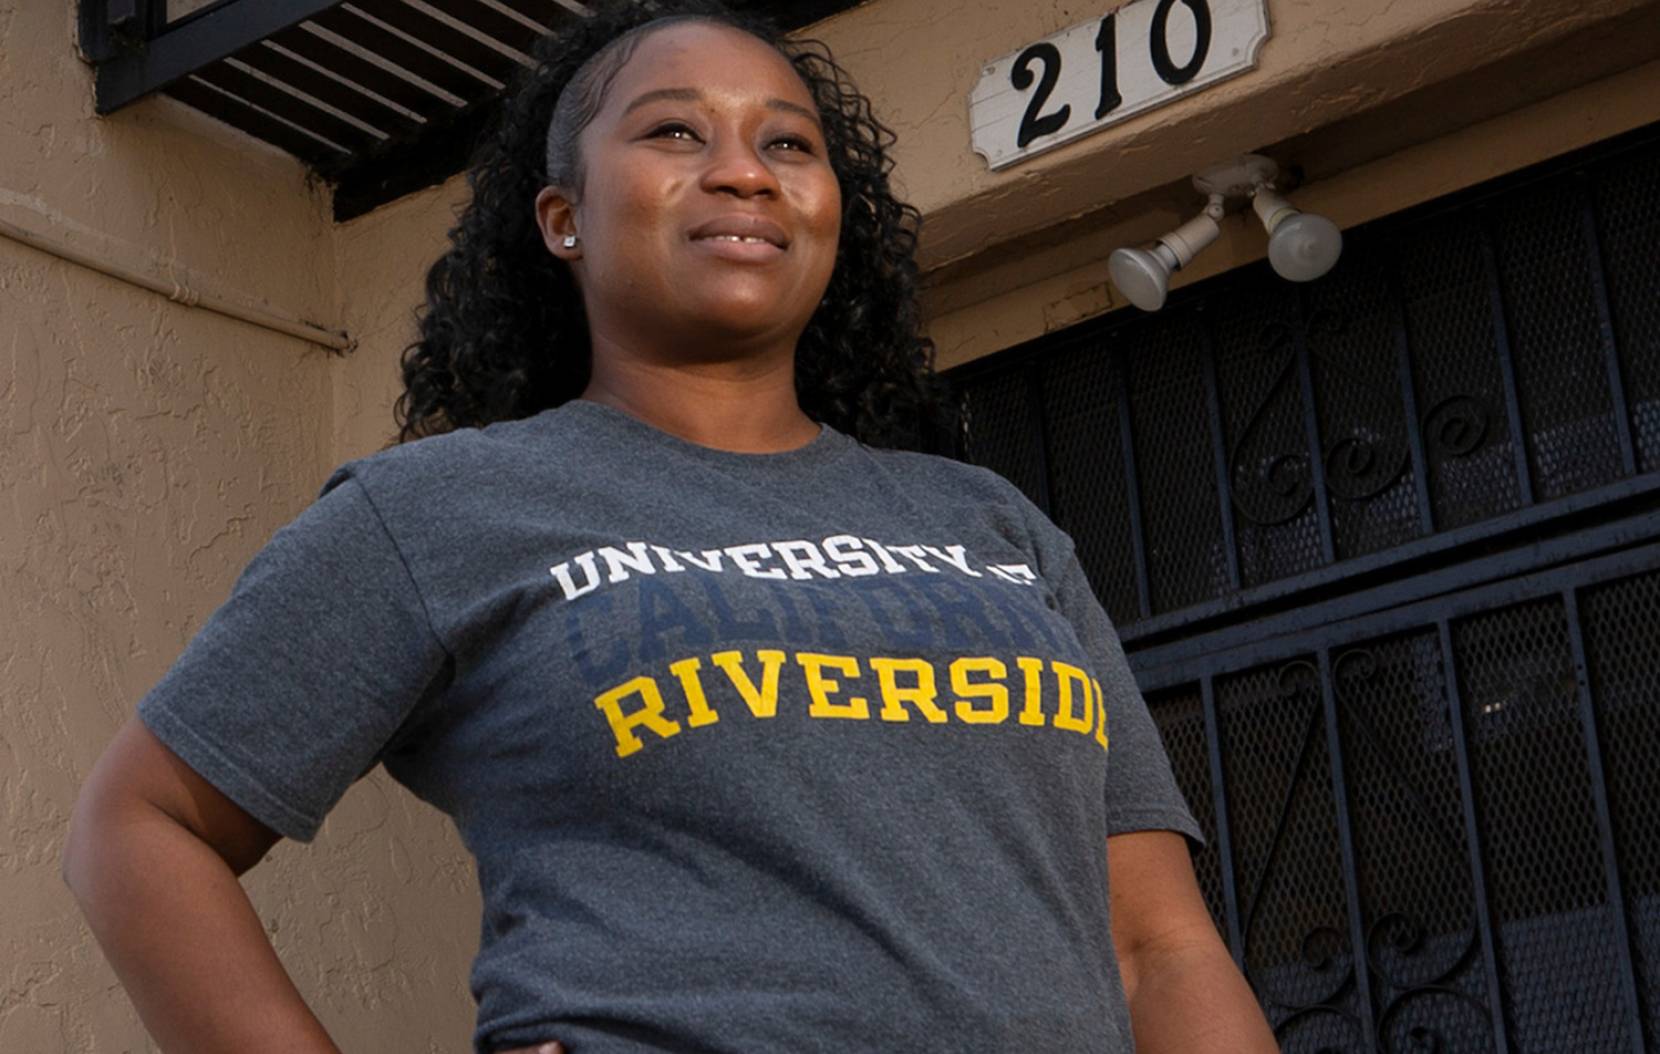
[[5, 0, 1660, 1049], [809, 0, 1660, 273], [924, 56, 1660, 369], [0, 2, 480, 1051], [330, 180, 472, 465]]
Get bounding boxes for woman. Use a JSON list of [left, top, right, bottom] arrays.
[[63, 2, 1277, 1051]]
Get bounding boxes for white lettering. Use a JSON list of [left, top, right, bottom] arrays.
[[725, 542, 787, 579], [549, 551, 602, 600], [649, 544, 688, 572], [822, 534, 880, 576], [861, 537, 908, 573], [923, 544, 982, 577], [772, 539, 842, 580], [597, 542, 657, 583], [674, 548, 726, 572], [987, 563, 1040, 585], [548, 536, 1010, 602], [888, 544, 942, 572]]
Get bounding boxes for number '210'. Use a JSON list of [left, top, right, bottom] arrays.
[[1012, 0, 1214, 149]]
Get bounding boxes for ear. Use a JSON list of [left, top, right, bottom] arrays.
[[535, 184, 582, 261]]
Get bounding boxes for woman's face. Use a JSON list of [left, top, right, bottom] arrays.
[[543, 22, 843, 355]]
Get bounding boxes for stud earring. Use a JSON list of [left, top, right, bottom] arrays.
[[562, 234, 579, 249]]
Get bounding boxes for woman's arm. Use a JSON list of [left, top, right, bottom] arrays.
[[1108, 829, 1278, 1053], [62, 715, 343, 1054]]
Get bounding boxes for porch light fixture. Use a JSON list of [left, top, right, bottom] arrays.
[[1251, 186, 1345, 283], [1108, 155, 1343, 312], [1107, 194, 1225, 312]]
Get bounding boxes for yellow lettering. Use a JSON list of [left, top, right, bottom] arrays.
[[1051, 660, 1094, 734], [667, 656, 718, 728], [1015, 656, 1047, 726], [870, 657, 947, 723], [1093, 675, 1110, 752], [596, 651, 1116, 758], [710, 649, 784, 719], [950, 656, 1009, 724], [796, 652, 869, 720], [593, 676, 682, 758]]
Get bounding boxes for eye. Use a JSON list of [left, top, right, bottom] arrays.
[[771, 135, 815, 153], [647, 121, 701, 142]]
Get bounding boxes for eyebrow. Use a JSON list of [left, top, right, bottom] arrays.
[[621, 87, 822, 127]]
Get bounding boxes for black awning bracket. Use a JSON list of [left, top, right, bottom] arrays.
[[78, 0, 868, 220]]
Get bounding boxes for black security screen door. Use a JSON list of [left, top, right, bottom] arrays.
[[945, 121, 1660, 1051]]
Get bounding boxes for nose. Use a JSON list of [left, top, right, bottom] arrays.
[[698, 133, 780, 198]]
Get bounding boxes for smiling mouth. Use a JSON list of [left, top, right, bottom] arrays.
[[697, 234, 779, 245], [688, 233, 789, 262], [688, 214, 791, 250]]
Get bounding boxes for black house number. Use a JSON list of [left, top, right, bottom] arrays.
[[1014, 0, 1215, 149]]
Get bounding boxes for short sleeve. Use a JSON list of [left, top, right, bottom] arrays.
[[136, 467, 451, 843], [1038, 529, 1204, 845]]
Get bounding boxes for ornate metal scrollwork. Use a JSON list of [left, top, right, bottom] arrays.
[[1326, 431, 1411, 503], [1242, 659, 1357, 1017], [1272, 1004, 1364, 1053], [1230, 321, 1314, 527], [1421, 395, 1490, 460], [1245, 648, 1498, 1051], [1229, 310, 1414, 527], [1278, 655, 1324, 695], [1333, 646, 1495, 1053], [1375, 987, 1495, 1054], [1364, 910, 1479, 993]]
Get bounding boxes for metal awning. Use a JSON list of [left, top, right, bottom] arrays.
[[78, 0, 866, 221]]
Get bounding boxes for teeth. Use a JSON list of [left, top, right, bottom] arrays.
[[704, 235, 772, 244]]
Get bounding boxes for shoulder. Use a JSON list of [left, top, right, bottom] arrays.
[[318, 414, 553, 503], [848, 440, 1078, 566], [850, 442, 1031, 509]]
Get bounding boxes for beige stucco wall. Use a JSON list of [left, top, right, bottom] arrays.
[[812, 0, 1660, 271], [5, 0, 1660, 1051], [924, 55, 1660, 368], [0, 2, 479, 1051], [801, 0, 1660, 365]]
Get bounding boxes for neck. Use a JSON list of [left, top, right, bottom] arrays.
[[579, 339, 820, 454]]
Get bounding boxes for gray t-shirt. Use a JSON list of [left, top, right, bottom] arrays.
[[137, 396, 1201, 1053]]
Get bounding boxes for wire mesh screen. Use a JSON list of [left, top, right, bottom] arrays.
[[1583, 571, 1660, 1043], [947, 126, 1660, 1051], [1213, 658, 1359, 1049], [1394, 207, 1527, 534], [951, 128, 1660, 629], [1453, 596, 1628, 1051], [1125, 311, 1234, 615], [1596, 147, 1660, 475], [1145, 554, 1658, 1051], [954, 370, 1046, 518], [1039, 337, 1144, 627], [1302, 246, 1425, 561], [1488, 179, 1627, 502], [1332, 631, 1492, 1053], [1144, 686, 1227, 935]]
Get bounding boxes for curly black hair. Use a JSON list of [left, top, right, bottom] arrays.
[[391, 0, 958, 454]]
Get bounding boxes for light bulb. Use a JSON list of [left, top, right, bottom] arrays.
[[1108, 207, 1221, 312], [1252, 187, 1342, 282], [1109, 244, 1179, 312], [1266, 212, 1343, 282]]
